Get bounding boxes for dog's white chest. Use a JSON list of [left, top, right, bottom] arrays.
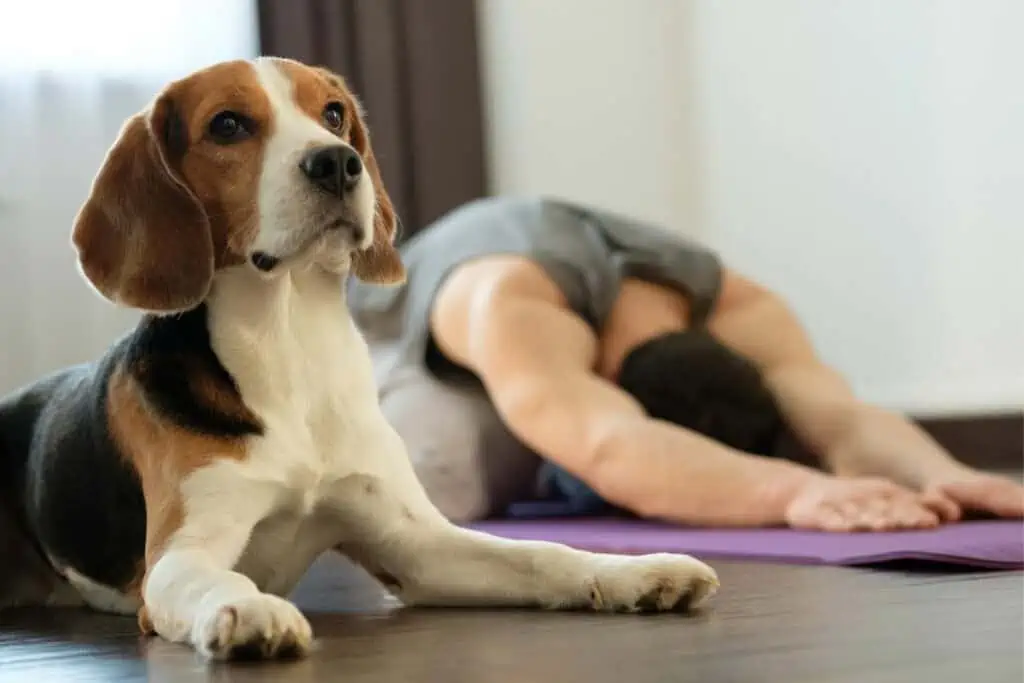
[[244, 317, 380, 486], [202, 268, 390, 592], [234, 507, 342, 595], [211, 270, 381, 468]]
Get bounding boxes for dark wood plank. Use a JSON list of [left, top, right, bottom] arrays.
[[776, 411, 1023, 472], [1, 551, 1021, 683], [918, 412, 1024, 470]]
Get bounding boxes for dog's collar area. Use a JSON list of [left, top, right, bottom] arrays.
[[250, 252, 281, 272]]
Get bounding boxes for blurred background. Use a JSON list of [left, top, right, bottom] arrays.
[[0, 0, 1020, 419]]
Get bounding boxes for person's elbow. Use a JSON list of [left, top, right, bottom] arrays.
[[488, 373, 629, 478], [580, 422, 669, 518], [487, 375, 587, 455]]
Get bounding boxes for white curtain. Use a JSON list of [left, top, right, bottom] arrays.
[[0, 1, 259, 393]]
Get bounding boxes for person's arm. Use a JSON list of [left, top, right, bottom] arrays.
[[710, 271, 1022, 519], [765, 362, 1023, 517], [763, 362, 962, 486], [494, 368, 822, 526], [430, 258, 822, 527], [707, 272, 961, 485]]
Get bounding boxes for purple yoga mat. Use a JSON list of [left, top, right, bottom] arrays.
[[469, 518, 1024, 569]]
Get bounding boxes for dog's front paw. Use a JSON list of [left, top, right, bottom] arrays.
[[589, 553, 719, 613], [192, 594, 313, 660]]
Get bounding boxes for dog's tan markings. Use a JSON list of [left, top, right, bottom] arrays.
[[106, 365, 250, 631], [71, 108, 214, 312], [276, 60, 361, 140], [72, 61, 271, 311], [183, 359, 262, 430], [167, 61, 273, 267], [273, 58, 405, 285], [138, 605, 156, 635], [128, 355, 261, 434]]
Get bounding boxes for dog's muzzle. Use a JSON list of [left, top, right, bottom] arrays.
[[299, 144, 367, 245], [300, 145, 362, 196]]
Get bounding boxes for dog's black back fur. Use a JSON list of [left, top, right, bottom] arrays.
[[0, 353, 139, 606], [0, 305, 260, 606]]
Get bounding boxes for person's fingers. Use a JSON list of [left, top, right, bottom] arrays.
[[842, 497, 895, 531], [853, 502, 884, 531], [940, 478, 1024, 518], [868, 479, 912, 498], [887, 498, 939, 529], [972, 483, 1024, 518], [790, 477, 972, 533], [919, 490, 961, 523], [838, 495, 927, 531], [817, 504, 855, 532], [908, 505, 940, 529], [861, 505, 895, 531], [836, 502, 871, 530]]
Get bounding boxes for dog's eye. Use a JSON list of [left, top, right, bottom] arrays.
[[208, 111, 251, 144], [323, 102, 344, 130]]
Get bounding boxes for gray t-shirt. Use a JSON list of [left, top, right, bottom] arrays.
[[349, 195, 722, 396]]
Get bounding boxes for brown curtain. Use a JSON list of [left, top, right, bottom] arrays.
[[257, 0, 488, 240]]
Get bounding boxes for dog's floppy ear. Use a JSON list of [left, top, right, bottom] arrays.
[[348, 107, 406, 286], [71, 94, 214, 313]]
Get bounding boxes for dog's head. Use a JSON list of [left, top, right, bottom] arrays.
[[71, 57, 405, 314]]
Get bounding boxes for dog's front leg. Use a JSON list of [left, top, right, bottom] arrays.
[[331, 436, 719, 612], [142, 482, 312, 660]]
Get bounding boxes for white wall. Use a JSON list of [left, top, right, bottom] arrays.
[[478, 0, 1023, 416], [478, 0, 697, 231], [0, 1, 258, 394]]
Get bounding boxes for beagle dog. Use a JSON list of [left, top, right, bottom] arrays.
[[0, 57, 718, 660]]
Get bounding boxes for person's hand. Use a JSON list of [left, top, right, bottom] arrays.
[[923, 469, 1024, 519], [784, 476, 959, 532]]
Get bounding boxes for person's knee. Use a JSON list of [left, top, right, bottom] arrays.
[[380, 381, 488, 522], [380, 375, 538, 522]]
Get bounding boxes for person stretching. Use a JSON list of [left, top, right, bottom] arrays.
[[349, 196, 1023, 531]]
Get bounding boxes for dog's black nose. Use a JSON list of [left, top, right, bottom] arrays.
[[299, 145, 363, 196]]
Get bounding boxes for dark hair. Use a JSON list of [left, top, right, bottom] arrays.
[[616, 330, 785, 455]]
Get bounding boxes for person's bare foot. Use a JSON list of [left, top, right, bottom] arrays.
[[923, 468, 1024, 519], [784, 476, 959, 532]]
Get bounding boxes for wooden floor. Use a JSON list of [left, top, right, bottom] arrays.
[[0, 552, 1020, 683]]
